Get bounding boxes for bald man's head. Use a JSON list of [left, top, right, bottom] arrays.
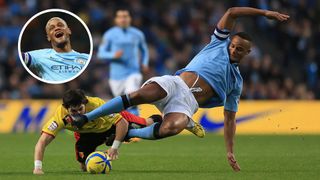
[[45, 17, 72, 50]]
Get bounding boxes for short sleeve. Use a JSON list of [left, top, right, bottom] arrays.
[[22, 52, 33, 67], [212, 27, 230, 41], [41, 106, 65, 137], [224, 90, 240, 112]]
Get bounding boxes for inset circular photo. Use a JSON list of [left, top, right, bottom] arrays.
[[18, 9, 93, 84]]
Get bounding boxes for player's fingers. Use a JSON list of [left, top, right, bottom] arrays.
[[228, 156, 236, 163], [233, 164, 241, 172], [281, 14, 290, 18], [111, 155, 118, 161], [109, 155, 115, 161], [279, 14, 289, 21]]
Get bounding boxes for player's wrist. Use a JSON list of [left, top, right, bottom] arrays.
[[111, 140, 122, 149], [34, 160, 42, 169]]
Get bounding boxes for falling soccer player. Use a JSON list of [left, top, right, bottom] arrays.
[[69, 7, 289, 172]]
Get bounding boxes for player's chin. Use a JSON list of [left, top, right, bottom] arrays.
[[55, 40, 68, 49]]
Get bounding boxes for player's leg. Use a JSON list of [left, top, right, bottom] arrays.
[[159, 113, 189, 137], [85, 81, 167, 121], [109, 78, 125, 97], [127, 75, 205, 139], [74, 132, 108, 171], [147, 114, 163, 126], [120, 111, 147, 127], [127, 112, 187, 139]]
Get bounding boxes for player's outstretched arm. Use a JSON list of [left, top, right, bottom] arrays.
[[217, 7, 289, 31], [33, 133, 54, 175], [107, 118, 129, 161], [224, 110, 240, 172]]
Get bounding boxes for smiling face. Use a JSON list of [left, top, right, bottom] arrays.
[[229, 35, 252, 63], [45, 17, 71, 49]]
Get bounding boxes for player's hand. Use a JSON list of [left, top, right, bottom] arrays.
[[33, 168, 44, 175], [265, 11, 289, 21], [227, 152, 241, 172], [107, 148, 119, 161], [63, 114, 88, 129], [114, 50, 123, 59]]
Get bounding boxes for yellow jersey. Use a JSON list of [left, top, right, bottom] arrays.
[[42, 96, 122, 137]]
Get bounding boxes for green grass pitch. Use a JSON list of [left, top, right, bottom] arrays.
[[0, 133, 319, 180]]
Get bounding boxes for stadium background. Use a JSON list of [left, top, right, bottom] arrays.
[[0, 0, 319, 100], [0, 0, 319, 179]]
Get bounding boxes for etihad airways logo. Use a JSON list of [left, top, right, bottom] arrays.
[[51, 65, 82, 73], [199, 110, 277, 132]]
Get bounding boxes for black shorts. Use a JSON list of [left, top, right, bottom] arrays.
[[74, 126, 116, 163], [74, 118, 148, 163]]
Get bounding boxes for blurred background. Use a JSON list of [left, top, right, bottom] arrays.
[[0, 0, 319, 100]]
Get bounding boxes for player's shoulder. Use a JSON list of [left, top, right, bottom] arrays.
[[72, 50, 90, 59], [102, 27, 118, 38], [53, 104, 68, 119], [129, 27, 144, 36], [87, 96, 105, 106], [26, 48, 53, 56], [106, 26, 119, 34]]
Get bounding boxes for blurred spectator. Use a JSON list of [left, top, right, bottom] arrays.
[[0, 0, 319, 100]]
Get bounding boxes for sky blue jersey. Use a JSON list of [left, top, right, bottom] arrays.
[[97, 26, 149, 80], [23, 48, 89, 82], [176, 28, 243, 112]]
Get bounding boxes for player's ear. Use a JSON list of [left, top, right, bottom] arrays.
[[246, 49, 251, 55], [67, 27, 72, 35], [47, 35, 51, 42]]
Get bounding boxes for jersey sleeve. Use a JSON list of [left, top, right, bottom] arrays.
[[138, 31, 149, 66], [211, 27, 231, 41], [22, 52, 33, 67], [41, 105, 66, 137], [97, 31, 116, 60], [224, 90, 241, 112]]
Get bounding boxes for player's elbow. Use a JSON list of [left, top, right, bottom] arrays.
[[117, 118, 129, 129], [227, 7, 239, 18]]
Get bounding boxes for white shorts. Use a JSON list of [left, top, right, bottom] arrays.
[[109, 73, 143, 96], [142, 75, 199, 118]]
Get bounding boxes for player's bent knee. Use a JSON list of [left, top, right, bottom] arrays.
[[159, 123, 183, 137]]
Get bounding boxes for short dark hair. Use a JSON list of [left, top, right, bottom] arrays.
[[232, 32, 252, 42], [114, 7, 131, 16], [62, 89, 88, 109]]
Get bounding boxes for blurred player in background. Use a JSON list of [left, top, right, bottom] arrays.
[[22, 17, 89, 82], [69, 7, 289, 171], [33, 89, 161, 175], [97, 8, 149, 115]]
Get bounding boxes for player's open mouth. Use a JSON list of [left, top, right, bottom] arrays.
[[55, 32, 64, 38]]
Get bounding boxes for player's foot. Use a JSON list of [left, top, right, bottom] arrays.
[[186, 121, 205, 138], [123, 137, 141, 144], [79, 163, 86, 172]]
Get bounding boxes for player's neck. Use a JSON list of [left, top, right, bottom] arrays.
[[52, 43, 72, 53]]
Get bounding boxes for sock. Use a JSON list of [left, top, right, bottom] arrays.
[[127, 106, 139, 116], [86, 95, 130, 121], [128, 122, 162, 140], [186, 118, 195, 129]]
